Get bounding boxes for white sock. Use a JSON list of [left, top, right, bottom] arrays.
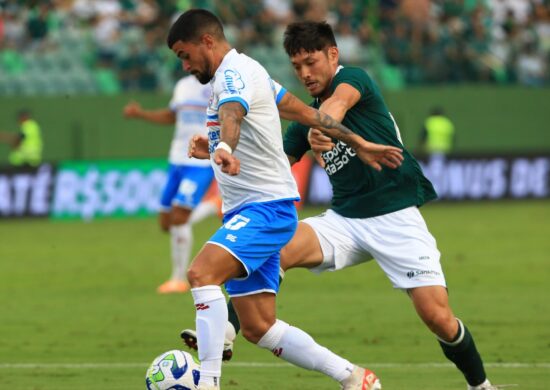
[[257, 319, 354, 382], [191, 285, 227, 386], [189, 200, 218, 225], [169, 224, 192, 281]]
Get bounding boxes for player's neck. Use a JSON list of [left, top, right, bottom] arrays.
[[211, 42, 233, 73], [318, 64, 340, 102]]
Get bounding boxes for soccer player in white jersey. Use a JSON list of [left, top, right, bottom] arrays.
[[167, 9, 403, 390], [123, 76, 215, 294]]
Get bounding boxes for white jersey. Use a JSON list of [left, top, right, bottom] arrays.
[[168, 76, 211, 166], [206, 49, 299, 213]]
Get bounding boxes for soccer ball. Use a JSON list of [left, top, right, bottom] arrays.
[[145, 350, 200, 390]]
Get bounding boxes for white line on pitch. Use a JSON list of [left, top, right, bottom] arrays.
[[0, 362, 548, 369]]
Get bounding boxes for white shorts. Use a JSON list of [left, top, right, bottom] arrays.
[[302, 206, 446, 290]]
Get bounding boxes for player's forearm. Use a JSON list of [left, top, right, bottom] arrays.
[[219, 103, 245, 150], [136, 109, 176, 125], [304, 106, 364, 150]]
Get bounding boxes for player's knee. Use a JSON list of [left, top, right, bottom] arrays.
[[422, 309, 456, 339], [186, 266, 209, 287]]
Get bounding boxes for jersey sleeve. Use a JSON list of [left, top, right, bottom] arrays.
[[271, 79, 287, 104], [215, 67, 252, 114], [283, 121, 310, 161], [333, 67, 370, 99]]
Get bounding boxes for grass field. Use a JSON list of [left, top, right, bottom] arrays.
[[1, 201, 549, 389]]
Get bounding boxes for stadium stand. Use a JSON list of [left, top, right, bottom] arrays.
[[0, 0, 548, 96]]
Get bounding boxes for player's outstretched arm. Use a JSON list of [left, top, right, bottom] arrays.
[[215, 101, 244, 176], [123, 101, 176, 125], [277, 92, 403, 171]]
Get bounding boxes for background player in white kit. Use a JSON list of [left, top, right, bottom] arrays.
[[123, 76, 215, 294], [167, 9, 403, 390]]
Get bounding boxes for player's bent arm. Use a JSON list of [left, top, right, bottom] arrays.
[[277, 91, 364, 151], [317, 83, 361, 123], [214, 101, 245, 176], [218, 101, 246, 150]]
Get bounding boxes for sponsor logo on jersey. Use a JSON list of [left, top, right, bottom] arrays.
[[406, 269, 441, 279], [223, 69, 245, 94], [322, 140, 357, 176]]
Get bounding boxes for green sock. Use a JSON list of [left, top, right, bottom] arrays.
[[227, 271, 285, 336], [438, 319, 487, 386]]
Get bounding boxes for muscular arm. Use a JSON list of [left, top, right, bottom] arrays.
[[277, 90, 364, 150], [123, 101, 176, 125], [279, 87, 403, 171], [213, 101, 246, 175], [318, 83, 361, 122], [218, 101, 246, 150]]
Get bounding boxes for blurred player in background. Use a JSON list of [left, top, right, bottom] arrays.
[[123, 75, 215, 294], [183, 21, 497, 390], [169, 9, 402, 390], [0, 109, 43, 167]]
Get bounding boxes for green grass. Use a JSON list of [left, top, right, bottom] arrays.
[[1, 201, 549, 389]]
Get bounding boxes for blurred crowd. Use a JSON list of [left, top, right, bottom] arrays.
[[0, 0, 548, 95]]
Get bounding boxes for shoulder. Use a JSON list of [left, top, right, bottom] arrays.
[[333, 66, 373, 96]]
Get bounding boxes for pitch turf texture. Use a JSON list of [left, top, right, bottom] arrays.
[[1, 201, 549, 389]]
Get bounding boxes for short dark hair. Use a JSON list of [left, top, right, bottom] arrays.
[[167, 9, 225, 48], [283, 21, 337, 57]]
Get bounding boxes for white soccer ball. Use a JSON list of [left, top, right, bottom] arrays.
[[145, 350, 200, 390]]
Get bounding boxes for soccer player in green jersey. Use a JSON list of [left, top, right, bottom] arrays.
[[183, 21, 497, 390]]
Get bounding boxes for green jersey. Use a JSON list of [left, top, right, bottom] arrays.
[[284, 66, 437, 218]]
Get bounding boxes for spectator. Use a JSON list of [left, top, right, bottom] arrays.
[[420, 106, 456, 157], [0, 109, 43, 167]]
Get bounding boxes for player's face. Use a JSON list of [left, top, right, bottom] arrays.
[[289, 47, 339, 98], [171, 40, 213, 84]]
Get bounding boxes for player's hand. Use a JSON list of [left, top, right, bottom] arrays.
[[214, 149, 240, 176], [123, 101, 142, 118], [188, 135, 210, 160], [308, 128, 334, 168], [356, 140, 404, 171]]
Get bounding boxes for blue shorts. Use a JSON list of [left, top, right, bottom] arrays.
[[160, 164, 214, 211], [207, 200, 298, 297]]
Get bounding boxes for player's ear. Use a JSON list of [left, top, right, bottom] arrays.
[[328, 46, 339, 64], [201, 33, 215, 49]]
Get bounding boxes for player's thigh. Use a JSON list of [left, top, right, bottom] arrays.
[[232, 292, 276, 343], [280, 221, 324, 270], [187, 243, 244, 287], [173, 166, 214, 210], [219, 201, 297, 297], [364, 206, 445, 289], [301, 209, 369, 273]]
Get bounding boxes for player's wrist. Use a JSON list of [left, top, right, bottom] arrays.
[[216, 141, 233, 154]]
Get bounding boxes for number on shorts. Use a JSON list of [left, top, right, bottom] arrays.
[[224, 214, 250, 231]]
